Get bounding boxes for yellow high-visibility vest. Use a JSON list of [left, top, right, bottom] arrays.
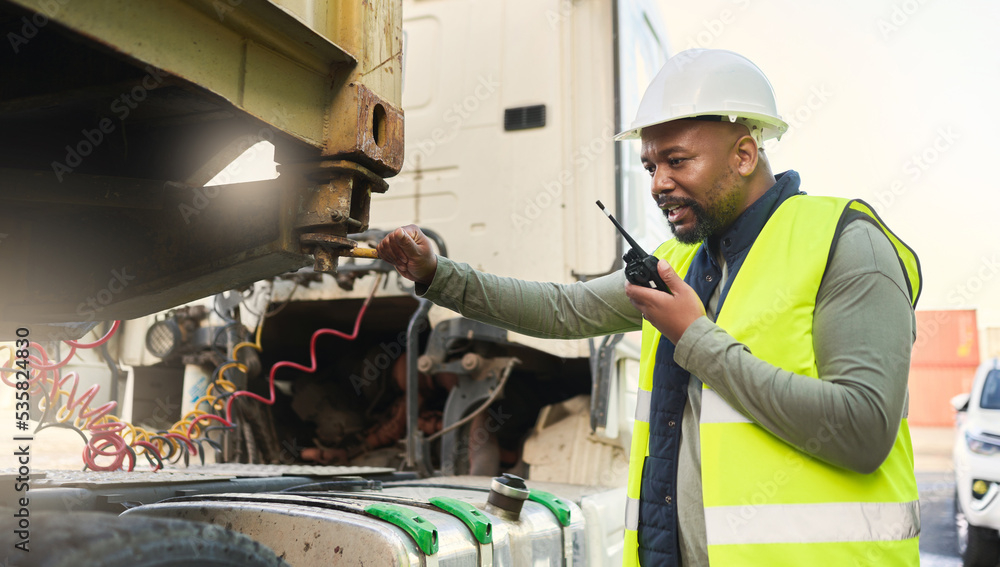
[[623, 196, 922, 566]]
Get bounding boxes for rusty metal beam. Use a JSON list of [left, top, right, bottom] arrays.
[[6, 0, 351, 148], [0, 170, 308, 325], [0, 0, 404, 328], [0, 167, 167, 210], [283, 159, 389, 272], [5, 0, 404, 176], [0, 162, 395, 325]]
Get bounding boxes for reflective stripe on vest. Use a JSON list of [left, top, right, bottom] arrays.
[[701, 389, 751, 424], [704, 500, 920, 545], [621, 196, 921, 567]]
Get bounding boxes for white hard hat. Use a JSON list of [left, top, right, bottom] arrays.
[[614, 49, 788, 144]]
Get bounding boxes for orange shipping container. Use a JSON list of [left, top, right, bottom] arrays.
[[907, 309, 980, 426]]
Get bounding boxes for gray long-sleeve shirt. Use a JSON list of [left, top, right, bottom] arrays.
[[418, 219, 915, 566]]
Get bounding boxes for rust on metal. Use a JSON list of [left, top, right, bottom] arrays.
[[288, 160, 388, 273], [324, 83, 405, 177], [0, 0, 402, 325], [299, 234, 356, 249]]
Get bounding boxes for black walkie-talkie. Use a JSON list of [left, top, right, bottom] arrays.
[[596, 200, 671, 294]]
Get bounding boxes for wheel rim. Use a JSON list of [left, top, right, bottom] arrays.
[[957, 492, 970, 556]]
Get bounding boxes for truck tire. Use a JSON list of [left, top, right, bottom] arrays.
[[0, 511, 290, 567], [955, 490, 1000, 567]]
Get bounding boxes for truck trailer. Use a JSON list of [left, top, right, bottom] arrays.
[[0, 0, 670, 564]]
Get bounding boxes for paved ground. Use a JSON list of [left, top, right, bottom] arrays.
[[912, 426, 963, 566], [920, 469, 961, 566]]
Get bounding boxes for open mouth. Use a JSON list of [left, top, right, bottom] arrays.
[[663, 204, 689, 223]]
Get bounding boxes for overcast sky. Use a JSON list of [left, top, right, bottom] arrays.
[[652, 0, 1000, 332]]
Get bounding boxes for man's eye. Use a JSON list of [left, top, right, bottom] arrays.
[[645, 166, 656, 177], [668, 158, 686, 167]]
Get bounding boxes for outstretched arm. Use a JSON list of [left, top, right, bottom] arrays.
[[377, 225, 439, 285], [377, 225, 643, 339]]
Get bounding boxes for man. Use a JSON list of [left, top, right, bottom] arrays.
[[377, 49, 921, 566]]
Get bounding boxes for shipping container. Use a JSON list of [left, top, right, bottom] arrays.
[[908, 309, 980, 426]]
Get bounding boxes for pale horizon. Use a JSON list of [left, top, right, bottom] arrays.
[[655, 0, 1000, 352]]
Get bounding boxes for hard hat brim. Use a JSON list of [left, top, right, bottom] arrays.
[[613, 112, 789, 142]]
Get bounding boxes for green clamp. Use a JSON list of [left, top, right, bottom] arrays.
[[528, 490, 571, 527], [429, 496, 493, 544], [365, 503, 439, 556]]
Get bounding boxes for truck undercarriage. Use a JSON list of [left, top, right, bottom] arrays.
[[0, 0, 658, 563]]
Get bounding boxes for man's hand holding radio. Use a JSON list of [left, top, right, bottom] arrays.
[[625, 260, 705, 345]]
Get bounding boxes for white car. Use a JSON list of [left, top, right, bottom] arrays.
[[953, 358, 1000, 566]]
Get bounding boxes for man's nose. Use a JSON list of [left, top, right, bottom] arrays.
[[651, 170, 675, 197]]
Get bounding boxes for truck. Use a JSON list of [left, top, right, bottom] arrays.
[[0, 0, 670, 564]]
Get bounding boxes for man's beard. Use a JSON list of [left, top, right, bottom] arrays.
[[663, 176, 742, 245]]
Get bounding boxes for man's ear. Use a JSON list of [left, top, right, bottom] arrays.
[[733, 135, 759, 177]]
